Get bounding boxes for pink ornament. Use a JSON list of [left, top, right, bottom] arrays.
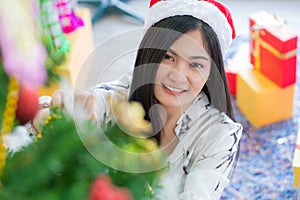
[[56, 0, 84, 33]]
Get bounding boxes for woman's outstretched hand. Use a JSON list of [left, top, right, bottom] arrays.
[[32, 89, 97, 132]]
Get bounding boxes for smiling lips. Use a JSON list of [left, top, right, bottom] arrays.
[[162, 83, 187, 96]]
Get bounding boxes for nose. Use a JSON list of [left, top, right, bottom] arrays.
[[168, 59, 188, 83]]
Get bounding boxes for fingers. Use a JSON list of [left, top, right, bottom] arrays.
[[74, 91, 97, 120], [84, 94, 97, 120], [38, 95, 52, 109], [50, 89, 97, 121], [30, 96, 52, 133], [32, 108, 50, 132], [51, 90, 64, 107]]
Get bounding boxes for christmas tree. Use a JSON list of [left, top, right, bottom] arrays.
[[0, 105, 165, 200]]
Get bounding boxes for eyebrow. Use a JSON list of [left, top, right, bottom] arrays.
[[169, 48, 209, 61]]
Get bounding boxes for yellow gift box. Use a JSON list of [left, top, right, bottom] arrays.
[[39, 7, 94, 96], [236, 69, 294, 128], [293, 126, 300, 188]]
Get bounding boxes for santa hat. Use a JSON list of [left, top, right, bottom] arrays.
[[144, 0, 236, 55]]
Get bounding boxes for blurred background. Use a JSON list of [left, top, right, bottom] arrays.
[[77, 0, 300, 46], [75, 0, 300, 84]]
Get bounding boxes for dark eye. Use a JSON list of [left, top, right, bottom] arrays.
[[190, 62, 203, 68], [164, 53, 174, 61]]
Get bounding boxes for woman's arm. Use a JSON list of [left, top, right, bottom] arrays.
[[31, 72, 132, 131]]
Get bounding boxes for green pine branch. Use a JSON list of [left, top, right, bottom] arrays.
[[0, 108, 163, 200]]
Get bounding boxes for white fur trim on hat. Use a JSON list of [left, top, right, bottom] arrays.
[[144, 0, 233, 55]]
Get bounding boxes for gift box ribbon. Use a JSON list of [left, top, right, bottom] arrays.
[[250, 28, 297, 71]]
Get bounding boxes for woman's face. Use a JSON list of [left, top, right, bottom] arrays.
[[154, 29, 211, 110]]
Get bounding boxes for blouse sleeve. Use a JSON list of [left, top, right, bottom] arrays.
[[93, 72, 132, 123], [179, 122, 243, 200]]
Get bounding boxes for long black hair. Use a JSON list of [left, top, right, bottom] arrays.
[[129, 15, 233, 144]]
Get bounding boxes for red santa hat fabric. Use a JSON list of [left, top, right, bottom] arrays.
[[145, 0, 236, 55]]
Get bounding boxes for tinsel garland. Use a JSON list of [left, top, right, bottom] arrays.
[[1, 77, 19, 135], [0, 77, 19, 176]]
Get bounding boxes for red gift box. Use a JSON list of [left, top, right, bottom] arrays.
[[226, 71, 237, 95], [225, 43, 253, 95], [259, 27, 298, 87], [249, 10, 282, 66], [250, 10, 298, 88]]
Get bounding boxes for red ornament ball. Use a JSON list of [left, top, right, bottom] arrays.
[[15, 85, 39, 125], [89, 174, 132, 200]]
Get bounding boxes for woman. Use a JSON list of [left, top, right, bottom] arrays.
[[31, 0, 243, 199]]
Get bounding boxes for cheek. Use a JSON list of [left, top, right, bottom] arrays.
[[190, 69, 210, 91], [154, 67, 163, 97], [154, 84, 159, 100], [155, 64, 168, 83], [191, 78, 206, 93], [199, 66, 211, 80]]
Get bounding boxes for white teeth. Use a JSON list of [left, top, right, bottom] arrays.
[[164, 84, 185, 93]]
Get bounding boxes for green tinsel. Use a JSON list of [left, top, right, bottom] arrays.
[[41, 34, 68, 87]]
